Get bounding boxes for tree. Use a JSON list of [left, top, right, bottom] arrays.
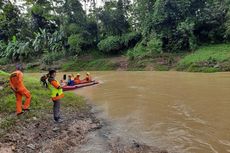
[[98, 0, 129, 36], [0, 2, 21, 42], [29, 0, 58, 32]]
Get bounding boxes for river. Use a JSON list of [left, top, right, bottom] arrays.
[[28, 71, 230, 153]]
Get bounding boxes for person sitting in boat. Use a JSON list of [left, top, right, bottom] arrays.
[[71, 74, 75, 80], [74, 73, 81, 84], [60, 74, 67, 87], [60, 79, 67, 87], [67, 75, 75, 86], [83, 72, 92, 82]]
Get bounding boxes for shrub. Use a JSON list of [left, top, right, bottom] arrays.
[[127, 44, 147, 60], [127, 37, 162, 60], [122, 32, 141, 48], [0, 58, 8, 65], [67, 23, 82, 34], [67, 34, 83, 55], [41, 51, 64, 64], [97, 36, 122, 54], [98, 32, 141, 55], [146, 37, 162, 54]]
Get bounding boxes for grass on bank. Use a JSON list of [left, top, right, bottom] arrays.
[[127, 53, 185, 71], [61, 58, 117, 71], [177, 44, 230, 72], [0, 70, 86, 134]]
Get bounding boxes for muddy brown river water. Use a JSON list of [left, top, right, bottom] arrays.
[[28, 71, 230, 153]]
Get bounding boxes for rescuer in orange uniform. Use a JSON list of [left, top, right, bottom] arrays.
[[74, 73, 81, 84], [10, 65, 31, 115]]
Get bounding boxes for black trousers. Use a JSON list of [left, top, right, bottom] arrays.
[[53, 99, 61, 121]]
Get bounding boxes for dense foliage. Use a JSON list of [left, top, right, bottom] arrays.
[[98, 32, 141, 54], [0, 0, 230, 62]]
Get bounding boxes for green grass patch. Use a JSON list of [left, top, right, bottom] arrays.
[[154, 64, 170, 71], [0, 70, 9, 76], [177, 44, 230, 72], [127, 59, 151, 71], [61, 58, 117, 71], [0, 71, 86, 135]]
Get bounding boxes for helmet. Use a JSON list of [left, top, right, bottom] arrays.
[[77, 73, 80, 76], [49, 69, 56, 75], [86, 72, 90, 75]]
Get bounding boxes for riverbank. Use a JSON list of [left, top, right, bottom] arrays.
[[1, 44, 230, 73], [0, 70, 101, 152], [0, 71, 168, 153]]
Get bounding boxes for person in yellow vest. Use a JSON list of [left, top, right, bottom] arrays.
[[48, 70, 64, 123]]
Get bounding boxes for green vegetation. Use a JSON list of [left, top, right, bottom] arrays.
[[177, 44, 230, 72], [127, 37, 162, 60], [1, 0, 230, 72], [98, 32, 141, 54], [127, 53, 184, 71], [0, 70, 86, 135], [62, 58, 117, 71]]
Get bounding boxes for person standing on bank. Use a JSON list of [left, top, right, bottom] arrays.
[[48, 70, 64, 123], [10, 64, 31, 116]]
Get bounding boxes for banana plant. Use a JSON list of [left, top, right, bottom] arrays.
[[48, 29, 65, 52], [3, 41, 31, 61], [32, 28, 50, 53]]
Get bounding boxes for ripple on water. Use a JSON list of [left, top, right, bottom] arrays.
[[171, 103, 206, 124]]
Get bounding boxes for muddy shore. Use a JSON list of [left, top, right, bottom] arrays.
[[0, 103, 168, 153]]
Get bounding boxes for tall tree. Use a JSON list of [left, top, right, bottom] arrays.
[[98, 0, 129, 36], [30, 0, 57, 32], [0, 1, 21, 42]]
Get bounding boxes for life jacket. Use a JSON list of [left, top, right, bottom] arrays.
[[48, 77, 64, 101], [10, 70, 25, 91], [74, 76, 81, 84], [75, 79, 81, 84]]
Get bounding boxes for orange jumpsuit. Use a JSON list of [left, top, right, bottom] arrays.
[[74, 76, 81, 84], [10, 70, 31, 114]]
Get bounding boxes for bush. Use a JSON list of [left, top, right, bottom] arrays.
[[41, 51, 64, 64], [127, 44, 147, 60], [67, 34, 83, 55], [98, 32, 141, 55], [127, 37, 162, 60], [98, 36, 122, 54], [122, 32, 141, 48], [0, 58, 9, 65], [67, 23, 82, 34], [146, 37, 162, 54]]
